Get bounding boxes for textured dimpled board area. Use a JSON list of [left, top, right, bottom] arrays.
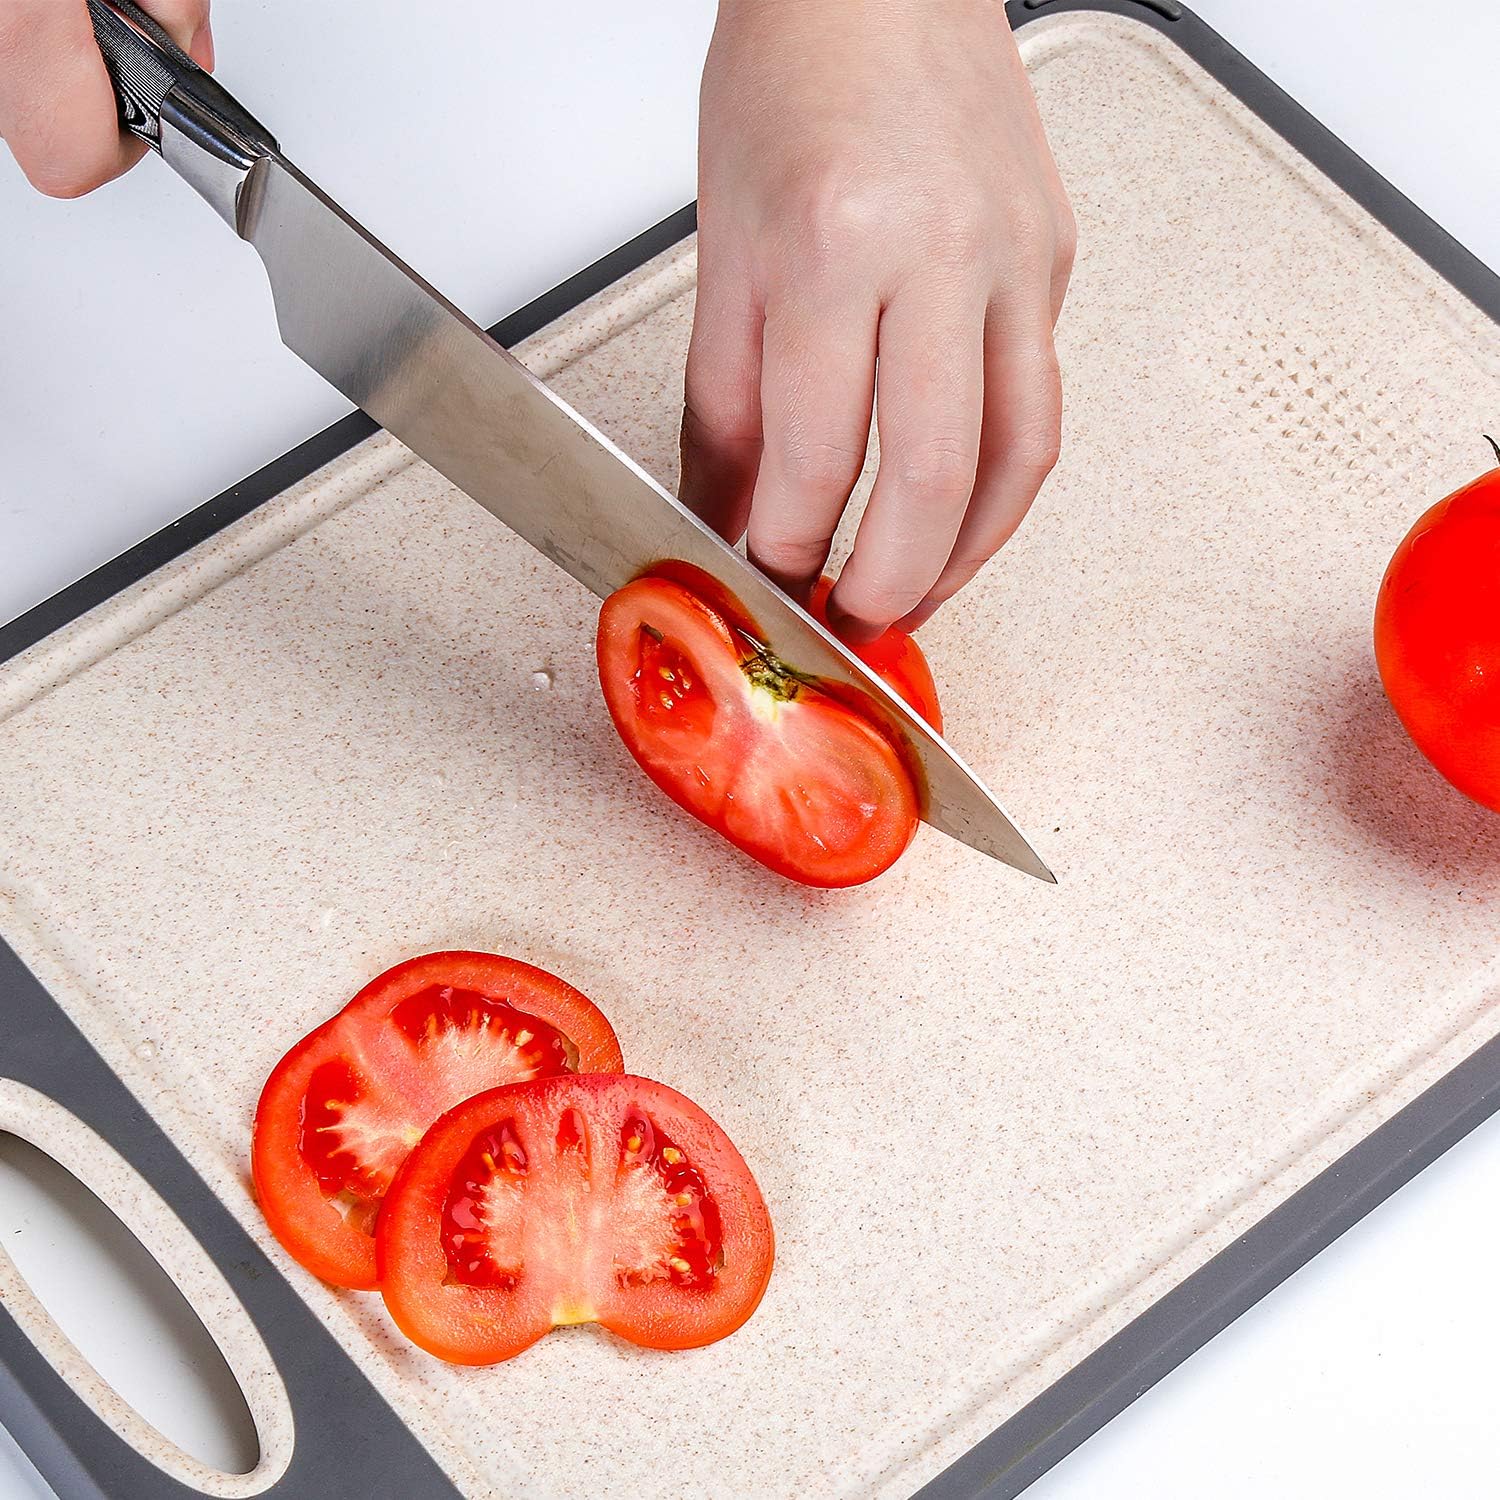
[[3, 12, 1500, 1499]]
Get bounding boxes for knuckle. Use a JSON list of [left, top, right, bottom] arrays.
[[681, 394, 759, 451], [799, 169, 885, 247], [937, 198, 992, 264], [905, 184, 991, 267], [749, 530, 828, 582], [991, 195, 1061, 284], [761, 169, 882, 281], [1002, 193, 1052, 250], [683, 346, 761, 448], [841, 576, 929, 626], [876, 186, 991, 266], [774, 432, 865, 500], [1053, 204, 1080, 273], [941, 548, 997, 593], [1013, 423, 1062, 480], [890, 435, 976, 509], [918, 576, 972, 619]]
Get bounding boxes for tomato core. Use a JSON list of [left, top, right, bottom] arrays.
[[436, 1102, 725, 1297]]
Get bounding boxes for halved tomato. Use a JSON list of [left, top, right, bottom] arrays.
[[377, 1074, 773, 1364], [596, 575, 925, 887], [808, 577, 943, 731], [252, 952, 623, 1288]]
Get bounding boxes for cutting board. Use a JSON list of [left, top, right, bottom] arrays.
[[2, 4, 1499, 1498]]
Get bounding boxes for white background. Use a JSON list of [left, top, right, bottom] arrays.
[[1, 2, 1498, 1496]]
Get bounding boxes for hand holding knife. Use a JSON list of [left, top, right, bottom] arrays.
[[82, 0, 1053, 882]]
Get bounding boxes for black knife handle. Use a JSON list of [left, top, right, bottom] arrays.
[[86, 0, 276, 156]]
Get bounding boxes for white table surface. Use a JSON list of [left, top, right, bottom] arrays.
[[1, 2, 1497, 1496]]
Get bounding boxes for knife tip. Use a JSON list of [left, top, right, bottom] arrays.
[[1010, 834, 1057, 884], [993, 834, 1057, 885]]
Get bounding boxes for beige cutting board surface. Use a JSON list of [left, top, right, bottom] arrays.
[[3, 12, 1500, 1498]]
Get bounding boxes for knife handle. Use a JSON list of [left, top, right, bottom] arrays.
[[86, 0, 277, 227]]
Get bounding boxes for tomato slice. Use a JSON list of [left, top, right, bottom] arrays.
[[808, 577, 943, 731], [596, 575, 925, 887], [252, 952, 623, 1289], [377, 1074, 773, 1364]]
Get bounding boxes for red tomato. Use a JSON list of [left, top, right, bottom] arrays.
[[1374, 452, 1500, 811], [252, 952, 623, 1288], [596, 576, 923, 887], [808, 577, 943, 731], [377, 1074, 774, 1364]]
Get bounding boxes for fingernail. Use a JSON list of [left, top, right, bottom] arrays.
[[824, 602, 884, 646]]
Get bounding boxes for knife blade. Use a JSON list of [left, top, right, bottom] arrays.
[[87, 0, 1054, 882]]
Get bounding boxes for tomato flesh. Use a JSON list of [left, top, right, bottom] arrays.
[[378, 1074, 773, 1363], [597, 576, 926, 887], [298, 986, 576, 1202], [437, 1104, 723, 1294], [1375, 459, 1500, 811], [252, 953, 623, 1288]]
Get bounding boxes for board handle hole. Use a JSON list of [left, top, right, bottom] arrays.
[[0, 1131, 260, 1477]]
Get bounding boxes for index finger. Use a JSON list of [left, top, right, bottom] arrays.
[[0, 0, 141, 196], [0, 0, 213, 198]]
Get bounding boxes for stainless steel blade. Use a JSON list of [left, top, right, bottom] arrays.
[[240, 157, 1053, 881]]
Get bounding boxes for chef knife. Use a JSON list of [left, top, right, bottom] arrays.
[[85, 0, 1054, 882]]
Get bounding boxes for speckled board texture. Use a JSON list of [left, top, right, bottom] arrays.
[[2, 12, 1499, 1499]]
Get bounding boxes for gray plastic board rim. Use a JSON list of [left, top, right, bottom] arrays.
[[1, 4, 1497, 1498]]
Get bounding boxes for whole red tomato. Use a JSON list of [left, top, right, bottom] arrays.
[[1374, 443, 1500, 811]]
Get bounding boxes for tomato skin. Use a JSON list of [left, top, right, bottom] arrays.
[[376, 1074, 774, 1365], [596, 576, 923, 887], [1374, 463, 1500, 812], [808, 577, 943, 731], [252, 952, 622, 1289]]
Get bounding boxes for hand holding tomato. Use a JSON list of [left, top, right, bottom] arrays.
[[684, 0, 1074, 639], [808, 577, 942, 732], [1374, 443, 1500, 811]]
